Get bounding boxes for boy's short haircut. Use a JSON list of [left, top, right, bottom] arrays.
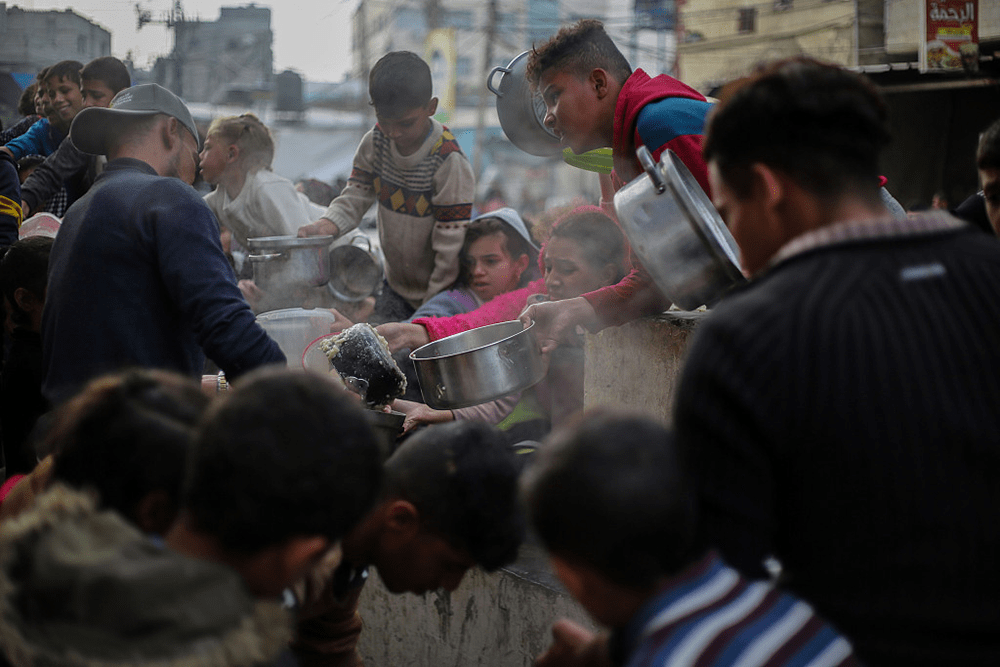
[[976, 118, 1000, 171], [43, 60, 84, 87], [368, 51, 432, 116], [703, 56, 889, 203], [182, 368, 383, 555], [522, 409, 701, 589], [18, 83, 37, 117], [35, 67, 50, 84], [384, 421, 525, 570], [81, 56, 131, 94], [0, 236, 52, 329], [48, 369, 209, 524], [527, 19, 632, 88], [16, 155, 45, 175]]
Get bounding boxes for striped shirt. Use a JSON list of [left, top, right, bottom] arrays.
[[613, 553, 857, 667]]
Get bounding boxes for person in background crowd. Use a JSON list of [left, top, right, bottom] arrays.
[[292, 420, 524, 667], [201, 113, 327, 248], [15, 156, 44, 185], [0, 237, 52, 475], [675, 56, 1000, 665], [42, 83, 285, 406], [0, 83, 41, 145], [298, 51, 475, 322], [523, 410, 858, 667], [973, 117, 1000, 234], [20, 56, 131, 218]]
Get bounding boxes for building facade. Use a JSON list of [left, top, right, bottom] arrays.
[[0, 3, 111, 78]]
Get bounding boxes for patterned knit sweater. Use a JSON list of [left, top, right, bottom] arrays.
[[321, 119, 474, 306]]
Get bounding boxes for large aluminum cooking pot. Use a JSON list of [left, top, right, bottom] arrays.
[[409, 320, 545, 409], [487, 51, 563, 157], [613, 147, 746, 310], [328, 235, 383, 302], [247, 235, 333, 292]]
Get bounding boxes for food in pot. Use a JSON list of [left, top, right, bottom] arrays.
[[320, 323, 406, 407]]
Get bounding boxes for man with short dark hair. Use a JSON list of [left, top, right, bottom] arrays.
[[42, 83, 285, 405], [677, 56, 1000, 665], [975, 117, 1000, 234], [291, 420, 525, 667]]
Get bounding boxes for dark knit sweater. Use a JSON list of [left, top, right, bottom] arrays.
[[674, 213, 1000, 666]]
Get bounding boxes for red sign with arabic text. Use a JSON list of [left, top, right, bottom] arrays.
[[922, 0, 979, 72]]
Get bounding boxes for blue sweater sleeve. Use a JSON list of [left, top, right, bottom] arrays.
[[145, 180, 286, 376], [4, 119, 49, 161]]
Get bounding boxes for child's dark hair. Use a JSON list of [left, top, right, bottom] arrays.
[[527, 19, 632, 88], [81, 56, 131, 94], [43, 60, 84, 87], [182, 367, 383, 555], [703, 56, 890, 204], [384, 421, 525, 571], [18, 83, 37, 117], [369, 51, 432, 115], [0, 236, 52, 329], [522, 409, 701, 589], [976, 118, 1000, 171], [16, 155, 45, 176], [549, 205, 626, 283], [47, 369, 210, 531]]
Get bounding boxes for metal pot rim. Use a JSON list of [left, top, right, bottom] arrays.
[[247, 235, 334, 249], [409, 321, 533, 362]]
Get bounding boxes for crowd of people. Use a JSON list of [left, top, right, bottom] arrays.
[[0, 15, 996, 667]]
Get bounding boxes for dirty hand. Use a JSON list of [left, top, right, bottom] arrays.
[[393, 399, 454, 433], [325, 308, 355, 333], [535, 619, 610, 667], [238, 279, 264, 309], [376, 322, 430, 353], [519, 297, 598, 354], [298, 217, 339, 238]]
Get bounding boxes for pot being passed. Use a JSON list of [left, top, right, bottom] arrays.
[[487, 51, 563, 157], [247, 235, 333, 293], [328, 235, 383, 302], [613, 147, 746, 311], [409, 320, 545, 410]]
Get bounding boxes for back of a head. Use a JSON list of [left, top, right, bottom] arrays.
[[44, 60, 84, 87], [976, 118, 1000, 171], [550, 205, 626, 282], [18, 83, 37, 117], [207, 113, 275, 173], [81, 56, 131, 94], [384, 421, 525, 570], [0, 236, 53, 330], [47, 369, 209, 529], [527, 19, 632, 88], [183, 368, 383, 555], [522, 409, 700, 589], [703, 57, 890, 204], [369, 51, 432, 116]]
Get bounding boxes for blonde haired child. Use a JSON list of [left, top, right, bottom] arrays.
[[201, 113, 326, 246]]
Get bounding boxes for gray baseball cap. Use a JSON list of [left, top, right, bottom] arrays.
[[70, 83, 201, 155]]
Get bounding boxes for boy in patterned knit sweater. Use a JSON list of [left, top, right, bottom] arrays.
[[299, 51, 474, 321]]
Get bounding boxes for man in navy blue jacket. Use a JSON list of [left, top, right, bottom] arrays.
[[42, 84, 284, 405]]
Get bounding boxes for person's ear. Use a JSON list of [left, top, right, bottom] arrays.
[[600, 262, 618, 287], [160, 116, 181, 150], [750, 163, 785, 212], [277, 535, 333, 582], [550, 554, 588, 600], [590, 69, 610, 99], [383, 499, 421, 541], [227, 143, 239, 165], [12, 287, 38, 313], [512, 253, 530, 281], [426, 97, 439, 117]]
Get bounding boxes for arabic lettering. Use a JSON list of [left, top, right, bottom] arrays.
[[928, 1, 975, 23]]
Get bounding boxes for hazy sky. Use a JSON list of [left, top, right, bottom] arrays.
[[22, 0, 358, 82]]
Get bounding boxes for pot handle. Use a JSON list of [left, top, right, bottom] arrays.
[[637, 146, 667, 195], [487, 66, 510, 97], [351, 235, 373, 253], [247, 252, 285, 262]]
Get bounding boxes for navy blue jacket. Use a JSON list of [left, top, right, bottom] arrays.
[[42, 158, 285, 404]]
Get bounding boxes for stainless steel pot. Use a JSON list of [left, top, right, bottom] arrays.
[[365, 409, 405, 460], [613, 147, 746, 310], [409, 320, 545, 409], [247, 235, 334, 291], [487, 51, 563, 157], [328, 236, 383, 302]]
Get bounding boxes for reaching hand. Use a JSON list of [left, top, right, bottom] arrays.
[[535, 619, 610, 667], [298, 217, 339, 238], [519, 297, 598, 354], [393, 399, 454, 433], [375, 322, 430, 353]]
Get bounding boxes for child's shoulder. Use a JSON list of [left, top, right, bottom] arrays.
[[430, 124, 466, 160]]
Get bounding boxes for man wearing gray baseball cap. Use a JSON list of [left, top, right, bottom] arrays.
[[41, 84, 285, 405]]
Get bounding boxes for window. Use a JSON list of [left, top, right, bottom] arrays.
[[395, 7, 427, 33], [738, 7, 757, 33], [443, 10, 473, 30]]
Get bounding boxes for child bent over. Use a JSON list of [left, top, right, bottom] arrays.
[[299, 51, 474, 321]]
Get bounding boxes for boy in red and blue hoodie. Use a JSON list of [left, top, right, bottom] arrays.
[[521, 19, 714, 343]]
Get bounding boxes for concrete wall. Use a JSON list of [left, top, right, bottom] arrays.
[[356, 313, 702, 666]]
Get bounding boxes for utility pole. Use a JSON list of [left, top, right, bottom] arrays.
[[135, 0, 187, 96], [357, 0, 372, 138], [473, 0, 498, 181], [425, 0, 441, 29]]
